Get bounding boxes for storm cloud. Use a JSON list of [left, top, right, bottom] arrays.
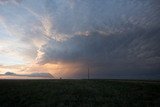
[[0, 0, 160, 79], [35, 0, 160, 79], [44, 0, 160, 34]]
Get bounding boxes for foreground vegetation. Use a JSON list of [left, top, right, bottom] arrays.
[[0, 79, 160, 107]]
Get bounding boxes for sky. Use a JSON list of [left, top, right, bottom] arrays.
[[0, 0, 160, 79]]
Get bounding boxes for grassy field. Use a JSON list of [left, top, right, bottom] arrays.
[[0, 79, 160, 107]]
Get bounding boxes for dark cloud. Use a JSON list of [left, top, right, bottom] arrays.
[[40, 27, 160, 69], [46, 0, 160, 35], [36, 0, 160, 79]]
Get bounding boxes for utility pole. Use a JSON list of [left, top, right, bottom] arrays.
[[88, 64, 90, 79]]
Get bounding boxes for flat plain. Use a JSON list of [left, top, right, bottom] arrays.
[[0, 79, 160, 107]]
